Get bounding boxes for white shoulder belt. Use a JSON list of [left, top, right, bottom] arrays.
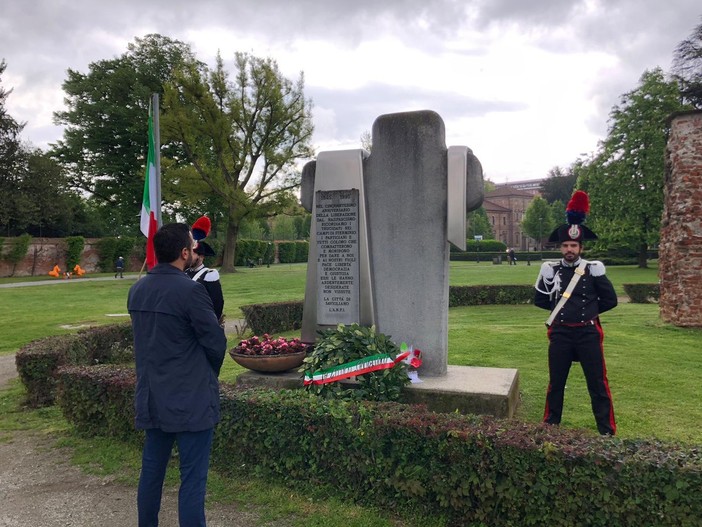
[[545, 259, 588, 327]]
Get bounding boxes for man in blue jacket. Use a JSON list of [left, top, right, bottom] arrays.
[[128, 223, 227, 527]]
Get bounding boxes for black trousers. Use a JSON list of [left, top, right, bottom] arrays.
[[543, 321, 616, 435]]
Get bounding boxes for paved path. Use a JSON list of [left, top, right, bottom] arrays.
[[0, 275, 139, 288]]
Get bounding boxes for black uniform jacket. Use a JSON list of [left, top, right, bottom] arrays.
[[186, 265, 224, 320], [534, 258, 618, 324]]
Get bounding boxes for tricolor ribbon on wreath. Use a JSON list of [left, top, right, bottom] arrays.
[[303, 343, 422, 386]]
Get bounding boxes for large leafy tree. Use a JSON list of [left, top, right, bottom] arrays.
[[162, 52, 314, 272], [521, 195, 556, 250], [540, 166, 578, 204], [672, 18, 702, 108], [577, 69, 688, 267], [0, 59, 26, 233], [52, 34, 198, 234]]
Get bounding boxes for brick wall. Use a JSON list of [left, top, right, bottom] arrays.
[[659, 110, 702, 327], [0, 238, 141, 278]]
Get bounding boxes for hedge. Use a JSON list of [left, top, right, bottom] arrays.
[[623, 283, 660, 303], [240, 301, 305, 335], [53, 371, 702, 527], [15, 322, 134, 407], [241, 285, 534, 335]]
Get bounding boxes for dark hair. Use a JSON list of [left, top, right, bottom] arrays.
[[153, 223, 192, 263]]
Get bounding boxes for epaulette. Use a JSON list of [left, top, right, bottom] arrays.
[[202, 269, 220, 282], [588, 260, 606, 277], [538, 261, 557, 280]]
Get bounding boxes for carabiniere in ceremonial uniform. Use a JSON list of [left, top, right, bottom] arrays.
[[534, 190, 618, 436]]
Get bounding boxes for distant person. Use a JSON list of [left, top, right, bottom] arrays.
[[115, 256, 125, 279], [127, 223, 227, 526], [534, 191, 618, 435], [508, 248, 516, 265]]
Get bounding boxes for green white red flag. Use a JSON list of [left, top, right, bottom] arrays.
[[140, 103, 159, 269]]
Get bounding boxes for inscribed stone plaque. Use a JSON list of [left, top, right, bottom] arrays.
[[315, 189, 360, 325]]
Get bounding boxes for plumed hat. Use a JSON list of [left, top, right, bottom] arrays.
[[191, 216, 211, 242], [193, 240, 216, 257], [548, 190, 598, 243]]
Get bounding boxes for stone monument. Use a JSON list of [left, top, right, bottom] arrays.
[[660, 110, 702, 327], [301, 110, 484, 376]]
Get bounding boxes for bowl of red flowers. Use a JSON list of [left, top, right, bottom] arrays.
[[229, 334, 309, 373]]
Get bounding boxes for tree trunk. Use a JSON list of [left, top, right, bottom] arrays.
[[637, 242, 649, 269], [220, 215, 239, 273]]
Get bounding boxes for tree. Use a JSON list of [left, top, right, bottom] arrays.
[[466, 207, 493, 239], [0, 59, 26, 234], [540, 166, 578, 204], [521, 196, 555, 250], [162, 52, 314, 272], [52, 35, 198, 234], [672, 18, 702, 108], [578, 69, 688, 267]]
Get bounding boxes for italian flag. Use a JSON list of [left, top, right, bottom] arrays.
[[140, 103, 159, 269]]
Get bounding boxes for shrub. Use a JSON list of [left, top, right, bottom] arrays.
[[210, 387, 702, 527], [56, 365, 138, 442], [15, 323, 134, 407], [52, 372, 702, 526], [96, 237, 137, 272], [303, 323, 410, 402], [3, 234, 31, 275], [64, 236, 85, 270], [240, 301, 305, 335], [449, 285, 533, 306], [623, 283, 660, 303]]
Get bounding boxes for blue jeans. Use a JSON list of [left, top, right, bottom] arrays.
[[137, 428, 214, 527]]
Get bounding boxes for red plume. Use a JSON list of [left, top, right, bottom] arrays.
[[566, 190, 589, 213], [191, 216, 211, 241]]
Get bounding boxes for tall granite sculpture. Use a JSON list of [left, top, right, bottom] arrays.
[[660, 110, 702, 327], [301, 110, 484, 376]]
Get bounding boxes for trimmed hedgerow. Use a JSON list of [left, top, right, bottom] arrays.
[[53, 369, 702, 526], [623, 283, 660, 303], [56, 365, 138, 442], [15, 322, 134, 407], [211, 387, 702, 527], [240, 285, 534, 335], [240, 301, 304, 335], [448, 285, 533, 306]]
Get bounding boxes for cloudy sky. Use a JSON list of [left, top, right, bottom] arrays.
[[2, 0, 700, 183]]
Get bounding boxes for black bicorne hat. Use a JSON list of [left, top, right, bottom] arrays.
[[548, 190, 598, 243], [193, 240, 216, 257]]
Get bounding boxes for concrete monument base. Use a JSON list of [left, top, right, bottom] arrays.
[[234, 365, 519, 419]]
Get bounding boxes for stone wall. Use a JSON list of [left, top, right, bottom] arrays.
[[659, 110, 702, 327], [0, 238, 141, 278]]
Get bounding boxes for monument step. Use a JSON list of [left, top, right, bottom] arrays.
[[234, 365, 519, 419]]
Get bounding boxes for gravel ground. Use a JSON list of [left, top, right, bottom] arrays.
[[0, 355, 281, 527]]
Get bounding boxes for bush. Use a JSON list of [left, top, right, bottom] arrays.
[[449, 285, 534, 306], [96, 237, 137, 272], [15, 323, 134, 407], [623, 283, 660, 303], [64, 236, 85, 270], [240, 301, 305, 335], [52, 370, 702, 526], [240, 286, 535, 335], [210, 387, 702, 527], [277, 241, 309, 263], [56, 365, 138, 442], [3, 234, 31, 275]]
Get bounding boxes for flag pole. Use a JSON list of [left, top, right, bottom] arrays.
[[151, 93, 162, 228]]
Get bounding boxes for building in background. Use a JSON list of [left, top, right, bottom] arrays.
[[483, 181, 543, 250]]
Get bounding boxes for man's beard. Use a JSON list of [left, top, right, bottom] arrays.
[[563, 252, 579, 262]]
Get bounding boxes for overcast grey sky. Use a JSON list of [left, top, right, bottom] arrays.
[[1, 0, 700, 182]]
